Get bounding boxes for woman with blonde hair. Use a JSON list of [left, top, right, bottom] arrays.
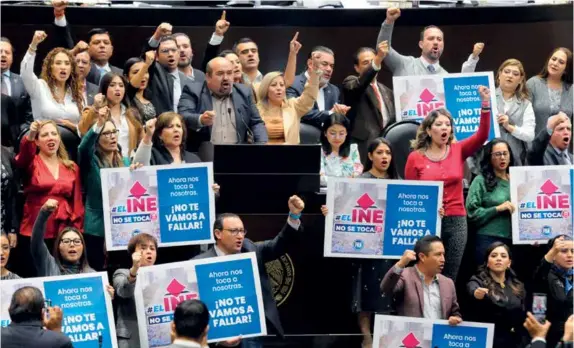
[[20, 31, 84, 130], [256, 50, 321, 144], [494, 59, 535, 165], [14, 120, 84, 277], [405, 86, 492, 281]]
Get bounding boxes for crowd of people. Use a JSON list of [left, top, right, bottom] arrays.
[[0, 1, 573, 348]]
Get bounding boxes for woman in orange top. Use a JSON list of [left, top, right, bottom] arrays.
[[14, 120, 84, 277]]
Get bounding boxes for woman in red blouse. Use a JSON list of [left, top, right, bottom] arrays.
[[405, 86, 492, 281], [15, 120, 84, 277]]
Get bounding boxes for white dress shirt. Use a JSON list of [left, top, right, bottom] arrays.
[[170, 70, 182, 112]]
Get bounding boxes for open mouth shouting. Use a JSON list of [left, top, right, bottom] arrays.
[[47, 141, 57, 152]]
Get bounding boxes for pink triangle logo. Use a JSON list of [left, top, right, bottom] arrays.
[[130, 181, 147, 199]]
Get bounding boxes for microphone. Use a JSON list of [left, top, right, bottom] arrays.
[[229, 107, 254, 144]]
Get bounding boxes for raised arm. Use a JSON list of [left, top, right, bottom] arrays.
[[284, 32, 301, 88], [460, 86, 492, 159], [380, 250, 415, 295], [52, 1, 74, 49], [130, 51, 155, 90], [258, 196, 304, 263], [20, 31, 48, 100], [376, 8, 407, 74], [78, 105, 108, 174], [527, 113, 567, 165], [133, 118, 156, 166], [461, 43, 484, 73], [201, 11, 230, 72], [14, 121, 39, 169], [31, 201, 59, 277]]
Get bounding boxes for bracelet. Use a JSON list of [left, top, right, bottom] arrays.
[[129, 270, 137, 278], [288, 212, 301, 220], [28, 45, 37, 53]]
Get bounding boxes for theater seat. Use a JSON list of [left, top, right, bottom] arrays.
[[382, 120, 420, 178], [16, 124, 81, 164], [299, 123, 321, 144]]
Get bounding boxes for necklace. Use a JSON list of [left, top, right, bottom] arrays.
[[425, 146, 449, 162]]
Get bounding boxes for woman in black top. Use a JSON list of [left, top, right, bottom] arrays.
[[467, 242, 526, 348], [533, 235, 574, 348]]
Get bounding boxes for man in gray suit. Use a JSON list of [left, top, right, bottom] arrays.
[[380, 235, 462, 324], [376, 7, 483, 77], [527, 113, 572, 166], [169, 300, 210, 348]]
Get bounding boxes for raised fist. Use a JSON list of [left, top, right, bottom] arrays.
[[386, 7, 401, 23]]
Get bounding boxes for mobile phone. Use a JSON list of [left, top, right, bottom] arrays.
[[532, 293, 547, 323], [44, 299, 52, 320]]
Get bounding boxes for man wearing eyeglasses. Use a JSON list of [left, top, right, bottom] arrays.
[[194, 195, 305, 348], [142, 23, 191, 115]]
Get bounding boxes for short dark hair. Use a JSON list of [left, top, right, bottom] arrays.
[[158, 35, 177, 52], [172, 32, 191, 44], [87, 28, 111, 43], [233, 38, 257, 54], [0, 36, 13, 52], [218, 49, 236, 58], [547, 234, 573, 251], [353, 47, 375, 65], [213, 213, 241, 239], [420, 25, 442, 41], [173, 300, 210, 340], [9, 287, 44, 323], [320, 113, 352, 158], [414, 235, 443, 261], [123, 57, 144, 77], [127, 233, 158, 255], [307, 46, 334, 60]]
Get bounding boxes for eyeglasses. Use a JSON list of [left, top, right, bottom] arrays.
[[492, 151, 510, 158], [223, 228, 247, 236], [60, 238, 82, 246], [101, 129, 119, 138]]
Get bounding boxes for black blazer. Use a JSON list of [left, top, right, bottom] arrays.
[[4, 72, 33, 143], [342, 66, 395, 142], [1, 94, 20, 147], [149, 145, 202, 166], [52, 20, 122, 86], [286, 72, 340, 129], [1, 146, 19, 234], [193, 222, 302, 337], [85, 80, 99, 106], [1, 320, 73, 348], [178, 81, 268, 152], [527, 128, 573, 166]]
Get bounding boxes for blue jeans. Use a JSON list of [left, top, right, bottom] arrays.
[[241, 337, 264, 348], [474, 234, 511, 267]]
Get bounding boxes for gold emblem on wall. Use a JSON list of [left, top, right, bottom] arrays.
[[264, 253, 295, 307]]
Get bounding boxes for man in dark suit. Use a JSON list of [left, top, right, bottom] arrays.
[[342, 41, 395, 165], [524, 312, 573, 348], [178, 57, 268, 152], [1, 37, 33, 145], [168, 300, 210, 348], [286, 46, 349, 130], [173, 33, 206, 84], [380, 235, 462, 324], [527, 113, 572, 166], [194, 195, 305, 348], [1, 286, 72, 348], [52, 2, 122, 86], [143, 23, 192, 115]]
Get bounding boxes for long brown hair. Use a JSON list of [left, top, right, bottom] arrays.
[[476, 242, 525, 299], [496, 59, 529, 101], [95, 120, 125, 168], [39, 47, 84, 115], [52, 227, 90, 273], [35, 120, 75, 171], [537, 47, 573, 85], [410, 108, 455, 151]]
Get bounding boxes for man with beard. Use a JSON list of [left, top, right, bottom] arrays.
[[380, 236, 462, 324], [527, 113, 572, 165], [178, 57, 268, 152], [287, 46, 350, 131], [342, 41, 395, 165], [377, 7, 484, 76], [143, 23, 190, 114], [0, 37, 32, 147]]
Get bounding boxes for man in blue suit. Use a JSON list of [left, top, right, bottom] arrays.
[[194, 195, 305, 348], [178, 57, 268, 152], [286, 46, 349, 134]]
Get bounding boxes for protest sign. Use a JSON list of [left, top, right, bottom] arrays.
[[324, 177, 443, 259], [102, 162, 216, 251], [0, 272, 117, 348], [510, 165, 574, 244], [393, 72, 499, 141], [373, 315, 494, 348], [134, 252, 266, 347]]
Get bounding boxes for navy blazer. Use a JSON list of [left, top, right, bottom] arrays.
[[178, 81, 268, 152], [527, 128, 573, 166], [1, 320, 73, 348], [286, 72, 340, 129], [193, 222, 302, 337]]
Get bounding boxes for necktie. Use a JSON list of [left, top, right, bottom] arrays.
[[427, 65, 436, 74], [563, 152, 572, 165], [1, 75, 8, 96], [371, 82, 386, 128], [171, 74, 181, 112]]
